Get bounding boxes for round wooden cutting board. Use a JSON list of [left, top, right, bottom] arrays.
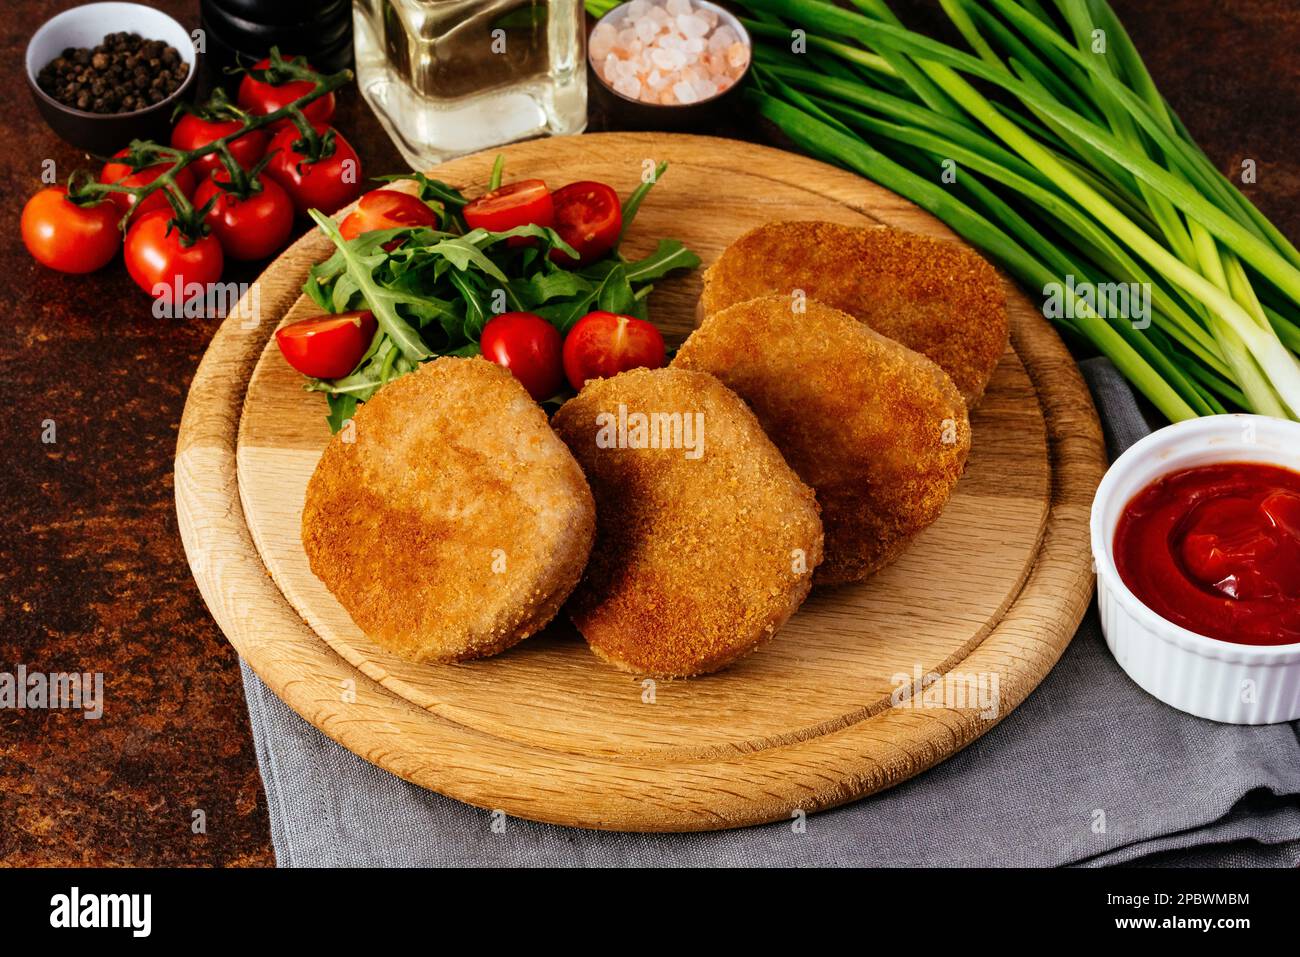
[[175, 132, 1106, 832]]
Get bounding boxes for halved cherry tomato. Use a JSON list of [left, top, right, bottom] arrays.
[[237, 56, 336, 129], [171, 113, 270, 178], [21, 187, 121, 274], [562, 310, 666, 391], [275, 310, 378, 379], [480, 312, 565, 400], [123, 209, 224, 303], [100, 149, 197, 223], [195, 172, 295, 261], [549, 181, 622, 265], [340, 188, 439, 248], [462, 179, 554, 235], [265, 124, 363, 215]]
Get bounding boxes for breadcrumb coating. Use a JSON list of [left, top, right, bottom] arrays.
[[698, 221, 1009, 406], [302, 357, 595, 663], [674, 295, 970, 584], [553, 367, 823, 677]]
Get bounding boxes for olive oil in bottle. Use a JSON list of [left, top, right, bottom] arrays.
[[353, 0, 587, 166]]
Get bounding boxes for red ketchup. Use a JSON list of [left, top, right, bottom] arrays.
[[1114, 462, 1300, 645]]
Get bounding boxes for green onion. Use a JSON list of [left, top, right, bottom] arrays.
[[584, 0, 1300, 421]]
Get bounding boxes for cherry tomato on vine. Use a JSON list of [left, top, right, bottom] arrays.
[[275, 310, 377, 379], [100, 149, 196, 223], [195, 173, 295, 262], [480, 312, 565, 400], [21, 187, 121, 274], [171, 114, 270, 179], [562, 311, 666, 391], [264, 124, 363, 215], [462, 179, 554, 235], [549, 181, 622, 266], [237, 56, 335, 129], [123, 209, 224, 304], [340, 188, 440, 248]]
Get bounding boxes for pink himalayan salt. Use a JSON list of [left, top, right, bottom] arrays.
[[597, 0, 748, 106]]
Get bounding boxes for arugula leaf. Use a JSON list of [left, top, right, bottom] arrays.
[[398, 293, 463, 336], [373, 172, 468, 208], [618, 160, 669, 246], [509, 269, 591, 308], [331, 273, 361, 313], [325, 393, 357, 433], [448, 269, 489, 340], [624, 239, 702, 282], [473, 223, 581, 261], [426, 235, 510, 283], [309, 211, 432, 362], [307, 364, 385, 398], [537, 263, 638, 332], [596, 263, 637, 314], [305, 247, 347, 311]]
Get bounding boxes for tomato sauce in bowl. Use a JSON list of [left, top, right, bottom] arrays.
[[1113, 462, 1300, 646]]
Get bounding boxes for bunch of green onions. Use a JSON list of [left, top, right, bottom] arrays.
[[586, 0, 1300, 422]]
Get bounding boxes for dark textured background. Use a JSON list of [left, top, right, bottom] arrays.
[[1, 1, 1297, 867]]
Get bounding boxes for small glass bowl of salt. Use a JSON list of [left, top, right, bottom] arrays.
[[588, 0, 752, 129]]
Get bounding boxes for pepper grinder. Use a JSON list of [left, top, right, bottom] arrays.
[[200, 0, 354, 86]]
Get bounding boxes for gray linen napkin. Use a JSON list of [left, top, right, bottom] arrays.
[[238, 357, 1300, 867]]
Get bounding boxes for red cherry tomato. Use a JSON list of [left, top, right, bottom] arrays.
[[171, 113, 270, 178], [562, 310, 666, 391], [480, 312, 565, 400], [21, 187, 121, 274], [195, 173, 295, 262], [123, 209, 224, 303], [340, 188, 440, 248], [462, 179, 554, 235], [265, 124, 364, 215], [237, 56, 335, 129], [549, 181, 622, 265], [275, 310, 377, 379], [100, 149, 196, 224]]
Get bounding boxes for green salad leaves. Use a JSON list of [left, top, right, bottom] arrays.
[[299, 162, 699, 432]]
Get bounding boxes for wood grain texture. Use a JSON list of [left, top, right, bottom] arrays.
[[175, 132, 1106, 831]]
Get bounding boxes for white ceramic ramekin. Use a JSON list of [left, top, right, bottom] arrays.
[[1091, 414, 1300, 724]]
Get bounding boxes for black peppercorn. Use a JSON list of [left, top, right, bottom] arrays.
[[37, 31, 188, 114]]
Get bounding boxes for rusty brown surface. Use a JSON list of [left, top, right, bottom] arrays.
[[1, 0, 1297, 866]]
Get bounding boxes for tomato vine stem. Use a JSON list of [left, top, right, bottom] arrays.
[[65, 47, 351, 246]]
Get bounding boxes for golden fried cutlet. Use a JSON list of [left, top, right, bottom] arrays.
[[698, 221, 1009, 406], [552, 367, 823, 677], [674, 295, 971, 584], [302, 357, 595, 663]]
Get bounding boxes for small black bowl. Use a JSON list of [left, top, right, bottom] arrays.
[[26, 2, 198, 156], [588, 0, 752, 132]]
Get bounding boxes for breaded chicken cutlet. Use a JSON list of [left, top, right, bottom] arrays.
[[674, 295, 971, 584], [302, 357, 595, 663], [552, 367, 823, 677], [698, 221, 1009, 406]]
